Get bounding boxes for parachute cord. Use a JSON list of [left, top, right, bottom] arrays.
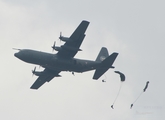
[[104, 74, 107, 80], [131, 81, 149, 109], [102, 75, 107, 82], [112, 82, 123, 105], [130, 91, 143, 109], [132, 91, 143, 104]]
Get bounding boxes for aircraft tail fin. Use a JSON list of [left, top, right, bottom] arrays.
[[95, 47, 109, 62], [93, 52, 118, 80]]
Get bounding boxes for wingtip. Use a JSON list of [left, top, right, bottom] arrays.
[[30, 86, 38, 90], [113, 52, 119, 55], [82, 20, 90, 24], [92, 75, 99, 80]]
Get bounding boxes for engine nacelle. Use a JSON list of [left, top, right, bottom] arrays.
[[59, 32, 70, 42], [51, 41, 62, 52], [59, 36, 69, 42], [54, 46, 62, 51], [33, 71, 43, 76], [32, 67, 43, 76]]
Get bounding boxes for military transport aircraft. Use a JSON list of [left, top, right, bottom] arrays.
[[14, 20, 118, 89]]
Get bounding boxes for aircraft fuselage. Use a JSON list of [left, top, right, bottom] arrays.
[[14, 49, 100, 72]]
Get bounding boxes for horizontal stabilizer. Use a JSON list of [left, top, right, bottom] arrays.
[[93, 52, 118, 80], [93, 68, 109, 80]]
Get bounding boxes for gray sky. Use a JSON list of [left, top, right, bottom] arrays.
[[0, 0, 165, 119]]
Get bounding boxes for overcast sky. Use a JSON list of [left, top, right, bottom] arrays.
[[0, 0, 165, 120]]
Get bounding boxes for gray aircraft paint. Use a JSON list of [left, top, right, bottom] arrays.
[[14, 21, 118, 89]]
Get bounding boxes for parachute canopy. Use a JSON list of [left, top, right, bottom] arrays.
[[114, 71, 125, 82], [130, 81, 150, 109], [143, 81, 149, 92]]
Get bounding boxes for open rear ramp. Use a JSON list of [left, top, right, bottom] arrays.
[[93, 52, 118, 80]]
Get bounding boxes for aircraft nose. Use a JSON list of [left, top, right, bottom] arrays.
[[14, 52, 19, 58]]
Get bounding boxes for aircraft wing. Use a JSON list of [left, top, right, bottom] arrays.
[[57, 20, 89, 58], [30, 69, 60, 90]]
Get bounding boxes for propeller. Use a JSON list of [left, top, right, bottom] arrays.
[[58, 32, 69, 42], [32, 67, 36, 76], [59, 32, 62, 42], [51, 41, 56, 52]]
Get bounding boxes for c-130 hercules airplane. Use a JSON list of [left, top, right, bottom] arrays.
[[14, 20, 118, 89]]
